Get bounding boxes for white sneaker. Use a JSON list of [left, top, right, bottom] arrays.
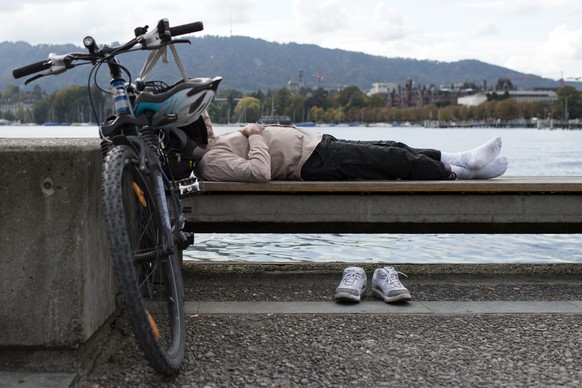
[[334, 267, 367, 303], [372, 266, 411, 303]]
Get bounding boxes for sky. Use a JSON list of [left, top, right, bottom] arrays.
[[1, 0, 582, 82]]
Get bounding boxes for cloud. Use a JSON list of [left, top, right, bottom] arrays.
[[370, 4, 406, 41], [457, 1, 505, 12], [457, 0, 544, 17], [471, 21, 499, 36], [538, 25, 582, 78], [194, 0, 258, 25], [542, 24, 582, 60], [292, 0, 348, 34], [0, 0, 79, 10], [0, 0, 261, 43], [504, 0, 544, 16], [504, 24, 582, 79]]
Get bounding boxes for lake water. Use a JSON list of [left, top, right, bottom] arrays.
[[3, 124, 582, 263]]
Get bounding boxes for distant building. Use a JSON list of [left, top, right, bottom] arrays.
[[457, 94, 488, 106], [0, 102, 33, 115], [506, 90, 557, 104], [287, 69, 305, 94], [369, 80, 481, 108], [458, 90, 557, 106], [367, 82, 399, 96]]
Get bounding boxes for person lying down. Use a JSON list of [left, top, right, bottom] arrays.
[[193, 122, 508, 182]]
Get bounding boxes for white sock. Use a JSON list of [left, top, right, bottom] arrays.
[[451, 157, 508, 179], [441, 137, 502, 170]]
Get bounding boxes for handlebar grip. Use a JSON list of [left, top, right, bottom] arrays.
[[169, 21, 203, 37], [12, 60, 51, 79]]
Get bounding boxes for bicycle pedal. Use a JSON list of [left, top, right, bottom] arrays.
[[178, 231, 194, 250], [176, 177, 201, 196]]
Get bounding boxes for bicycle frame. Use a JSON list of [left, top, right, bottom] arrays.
[[100, 66, 185, 260]]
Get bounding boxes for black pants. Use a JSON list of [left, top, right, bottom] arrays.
[[301, 134, 449, 180]]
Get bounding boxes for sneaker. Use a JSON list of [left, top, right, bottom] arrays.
[[334, 267, 367, 303], [372, 266, 411, 303]]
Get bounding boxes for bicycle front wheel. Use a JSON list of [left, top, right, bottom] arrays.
[[102, 145, 185, 376]]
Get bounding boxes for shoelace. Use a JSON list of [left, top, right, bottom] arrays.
[[342, 271, 364, 286], [387, 270, 407, 288]]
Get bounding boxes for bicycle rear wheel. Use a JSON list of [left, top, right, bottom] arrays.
[[102, 144, 185, 376]]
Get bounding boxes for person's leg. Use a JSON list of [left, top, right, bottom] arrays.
[[301, 135, 450, 180], [336, 139, 442, 161]]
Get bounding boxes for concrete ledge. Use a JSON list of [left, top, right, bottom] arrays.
[[0, 139, 115, 354], [198, 177, 582, 193], [183, 177, 582, 233], [0, 371, 76, 388], [186, 300, 582, 315]]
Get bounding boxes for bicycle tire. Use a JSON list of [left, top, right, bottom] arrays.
[[102, 145, 186, 376]]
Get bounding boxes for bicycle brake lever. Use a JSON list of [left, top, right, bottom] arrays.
[[170, 38, 191, 45], [24, 73, 48, 85], [142, 39, 191, 51]]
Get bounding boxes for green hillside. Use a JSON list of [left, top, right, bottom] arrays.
[[0, 35, 567, 93]]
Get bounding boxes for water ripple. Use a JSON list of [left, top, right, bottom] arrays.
[[185, 234, 582, 263]]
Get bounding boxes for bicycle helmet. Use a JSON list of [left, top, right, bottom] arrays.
[[134, 76, 222, 129]]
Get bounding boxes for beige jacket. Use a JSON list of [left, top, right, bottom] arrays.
[[195, 125, 323, 182]]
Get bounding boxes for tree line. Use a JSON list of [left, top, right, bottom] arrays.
[[2, 83, 581, 125], [209, 85, 581, 125]]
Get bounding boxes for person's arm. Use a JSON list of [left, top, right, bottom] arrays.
[[197, 127, 271, 182], [242, 132, 271, 181], [201, 110, 215, 141]]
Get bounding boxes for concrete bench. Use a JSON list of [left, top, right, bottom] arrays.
[[182, 177, 582, 234]]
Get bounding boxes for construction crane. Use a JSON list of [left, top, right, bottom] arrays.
[[559, 71, 582, 86], [562, 76, 582, 87], [505, 76, 542, 81], [313, 72, 335, 87]]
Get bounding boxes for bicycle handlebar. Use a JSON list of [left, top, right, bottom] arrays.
[[169, 21, 203, 37], [12, 59, 51, 79], [11, 19, 204, 82]]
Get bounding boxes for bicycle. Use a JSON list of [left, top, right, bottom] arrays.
[[12, 18, 221, 376]]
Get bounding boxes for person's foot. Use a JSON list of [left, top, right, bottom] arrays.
[[371, 266, 411, 303], [452, 156, 509, 179], [462, 136, 502, 169], [334, 267, 367, 303], [472, 156, 508, 179], [442, 137, 502, 170]]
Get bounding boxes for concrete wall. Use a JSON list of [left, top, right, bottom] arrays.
[[0, 138, 116, 348]]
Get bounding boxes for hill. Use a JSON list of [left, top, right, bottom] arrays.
[[0, 36, 571, 94]]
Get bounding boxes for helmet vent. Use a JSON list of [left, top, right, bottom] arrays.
[[189, 94, 206, 114]]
